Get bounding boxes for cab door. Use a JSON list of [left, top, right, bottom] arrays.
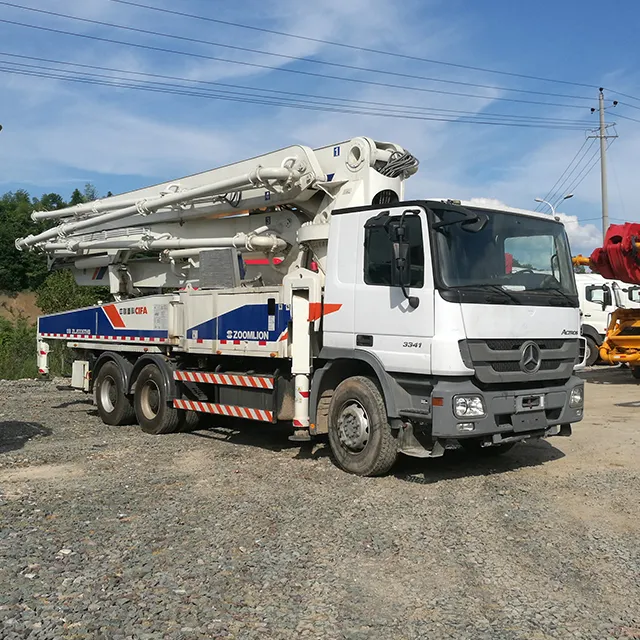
[[353, 205, 434, 374]]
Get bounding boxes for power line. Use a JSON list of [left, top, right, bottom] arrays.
[[105, 0, 599, 91], [0, 1, 597, 101], [617, 101, 640, 111], [0, 52, 594, 127], [615, 112, 640, 123], [579, 215, 626, 222], [561, 139, 615, 198], [606, 91, 640, 104], [550, 141, 600, 207], [534, 138, 594, 211], [0, 17, 597, 110], [0, 65, 592, 130]]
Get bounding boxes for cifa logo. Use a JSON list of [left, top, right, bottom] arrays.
[[121, 306, 149, 315]]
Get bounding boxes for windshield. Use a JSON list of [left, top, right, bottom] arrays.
[[430, 206, 578, 306]]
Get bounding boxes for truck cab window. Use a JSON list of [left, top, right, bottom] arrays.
[[504, 234, 559, 286], [364, 215, 424, 287]]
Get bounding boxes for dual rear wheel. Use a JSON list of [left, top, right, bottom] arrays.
[[94, 361, 188, 434]]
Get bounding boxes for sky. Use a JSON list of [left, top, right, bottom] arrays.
[[1, 0, 639, 256]]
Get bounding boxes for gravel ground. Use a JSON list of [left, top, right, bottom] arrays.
[[1, 369, 639, 640]]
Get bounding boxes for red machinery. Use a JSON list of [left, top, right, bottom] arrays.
[[574, 223, 640, 372]]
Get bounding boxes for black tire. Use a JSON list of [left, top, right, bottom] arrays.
[[94, 361, 136, 426], [459, 439, 516, 457], [134, 364, 184, 435], [584, 336, 599, 367], [180, 410, 202, 432], [327, 376, 397, 476], [631, 367, 640, 380]]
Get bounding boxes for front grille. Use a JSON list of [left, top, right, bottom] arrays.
[[485, 338, 565, 350], [491, 361, 520, 372], [541, 359, 564, 370], [462, 338, 578, 383], [490, 359, 564, 373]]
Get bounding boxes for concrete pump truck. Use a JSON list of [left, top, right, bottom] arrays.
[[17, 136, 585, 476]]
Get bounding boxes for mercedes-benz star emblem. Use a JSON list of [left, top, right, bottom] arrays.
[[519, 341, 542, 374]]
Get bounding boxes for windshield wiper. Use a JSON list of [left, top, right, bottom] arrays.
[[530, 287, 576, 305], [456, 284, 522, 304]]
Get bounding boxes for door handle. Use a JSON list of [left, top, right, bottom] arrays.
[[356, 334, 374, 347]]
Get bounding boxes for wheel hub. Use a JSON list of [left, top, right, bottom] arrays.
[[140, 380, 161, 420], [337, 401, 370, 452], [99, 375, 117, 413]]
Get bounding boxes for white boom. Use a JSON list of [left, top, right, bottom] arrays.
[[17, 137, 418, 294]]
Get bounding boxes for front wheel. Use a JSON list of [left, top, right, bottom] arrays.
[[631, 367, 640, 380], [134, 364, 184, 435], [327, 376, 397, 476], [584, 336, 599, 367]]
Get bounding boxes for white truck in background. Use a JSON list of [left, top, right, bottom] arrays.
[[576, 272, 640, 366], [17, 136, 586, 476]]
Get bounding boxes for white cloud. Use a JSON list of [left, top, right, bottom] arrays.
[[555, 213, 602, 255], [0, 0, 637, 265]]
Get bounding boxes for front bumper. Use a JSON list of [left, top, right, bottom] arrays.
[[430, 376, 584, 441]]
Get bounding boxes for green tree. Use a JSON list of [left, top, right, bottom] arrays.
[[69, 188, 84, 206], [36, 270, 109, 315], [83, 183, 98, 202], [0, 190, 53, 292]]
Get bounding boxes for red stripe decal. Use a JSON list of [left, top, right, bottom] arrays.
[[308, 302, 343, 322], [103, 304, 126, 329]]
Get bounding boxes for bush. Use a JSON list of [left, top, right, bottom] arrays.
[[0, 316, 39, 379], [36, 270, 109, 315], [0, 316, 76, 380]]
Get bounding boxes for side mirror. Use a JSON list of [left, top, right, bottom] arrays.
[[391, 224, 419, 309], [392, 241, 411, 287], [586, 284, 612, 310], [628, 286, 640, 303]]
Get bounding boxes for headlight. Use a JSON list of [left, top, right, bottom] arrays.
[[570, 386, 584, 408], [453, 395, 486, 418]]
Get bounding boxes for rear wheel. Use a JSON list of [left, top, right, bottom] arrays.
[[95, 361, 135, 426], [180, 410, 202, 432], [134, 364, 184, 434], [631, 367, 640, 380], [327, 376, 397, 476], [459, 439, 516, 456], [584, 336, 599, 367]]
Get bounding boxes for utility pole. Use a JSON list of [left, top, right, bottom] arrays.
[[590, 89, 617, 240], [598, 89, 609, 237]]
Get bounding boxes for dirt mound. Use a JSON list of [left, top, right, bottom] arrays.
[[0, 291, 41, 322]]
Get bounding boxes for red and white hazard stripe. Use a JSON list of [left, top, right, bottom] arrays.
[[173, 399, 273, 422], [38, 333, 167, 343], [174, 370, 274, 389]]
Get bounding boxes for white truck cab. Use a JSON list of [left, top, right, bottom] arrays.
[[576, 272, 640, 365]]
